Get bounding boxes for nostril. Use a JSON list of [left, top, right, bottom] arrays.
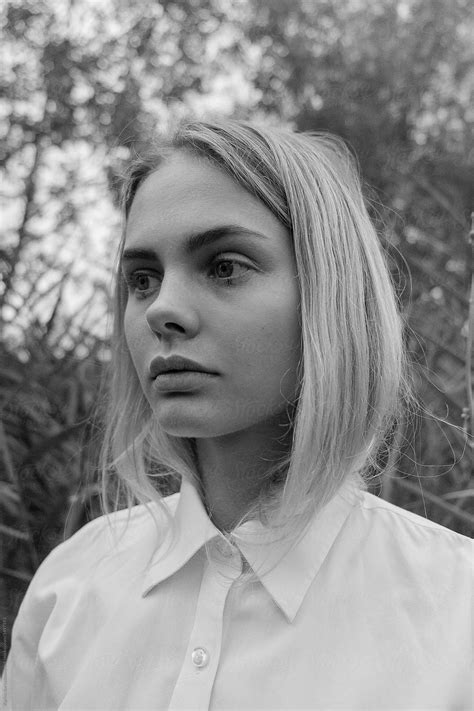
[[164, 322, 186, 333]]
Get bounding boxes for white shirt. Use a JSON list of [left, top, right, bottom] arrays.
[[2, 475, 473, 711]]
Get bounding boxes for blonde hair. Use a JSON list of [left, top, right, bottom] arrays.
[[100, 117, 411, 567]]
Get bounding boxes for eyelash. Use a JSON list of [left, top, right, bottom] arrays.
[[125, 257, 252, 299]]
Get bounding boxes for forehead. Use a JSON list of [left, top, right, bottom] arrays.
[[125, 152, 285, 246]]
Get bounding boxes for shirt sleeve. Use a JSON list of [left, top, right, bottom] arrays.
[[1, 594, 38, 711], [0, 513, 114, 710]]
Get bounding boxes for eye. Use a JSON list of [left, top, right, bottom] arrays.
[[124, 270, 161, 299], [209, 258, 252, 286]]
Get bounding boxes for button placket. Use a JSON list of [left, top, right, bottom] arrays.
[[168, 551, 242, 710]]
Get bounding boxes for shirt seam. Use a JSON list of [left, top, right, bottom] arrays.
[[360, 494, 473, 541]]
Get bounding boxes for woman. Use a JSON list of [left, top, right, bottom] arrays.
[[2, 118, 472, 710]]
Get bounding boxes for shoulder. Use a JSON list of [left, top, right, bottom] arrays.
[[353, 488, 473, 579], [9, 491, 181, 663], [19, 491, 181, 608], [358, 487, 472, 539], [3, 491, 181, 709]]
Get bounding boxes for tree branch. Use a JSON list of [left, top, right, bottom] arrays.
[[0, 136, 43, 310]]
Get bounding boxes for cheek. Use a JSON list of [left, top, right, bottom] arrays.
[[264, 283, 300, 357], [123, 308, 135, 356], [266, 307, 301, 383], [232, 290, 301, 380], [123, 308, 147, 375]]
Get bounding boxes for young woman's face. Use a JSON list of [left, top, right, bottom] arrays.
[[122, 152, 301, 438]]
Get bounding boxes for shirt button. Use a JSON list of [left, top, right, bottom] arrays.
[[191, 647, 209, 668]]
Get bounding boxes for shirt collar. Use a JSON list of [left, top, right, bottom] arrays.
[[142, 475, 361, 622], [142, 476, 219, 596]]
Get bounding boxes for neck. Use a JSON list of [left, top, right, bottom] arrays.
[[193, 416, 293, 532]]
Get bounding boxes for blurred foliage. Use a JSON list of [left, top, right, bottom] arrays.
[[0, 0, 473, 669]]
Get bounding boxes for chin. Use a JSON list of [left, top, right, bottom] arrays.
[[154, 409, 248, 440], [151, 392, 281, 439], [153, 407, 226, 439]]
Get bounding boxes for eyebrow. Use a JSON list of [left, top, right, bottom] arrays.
[[121, 224, 269, 264]]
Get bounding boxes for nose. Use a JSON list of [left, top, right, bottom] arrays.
[[144, 270, 199, 339]]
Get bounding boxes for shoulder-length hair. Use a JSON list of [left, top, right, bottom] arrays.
[[100, 117, 411, 557]]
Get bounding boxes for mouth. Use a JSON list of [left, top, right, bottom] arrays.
[[152, 369, 217, 392]]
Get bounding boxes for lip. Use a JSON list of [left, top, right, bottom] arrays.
[[152, 370, 217, 392], [149, 355, 216, 379]]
